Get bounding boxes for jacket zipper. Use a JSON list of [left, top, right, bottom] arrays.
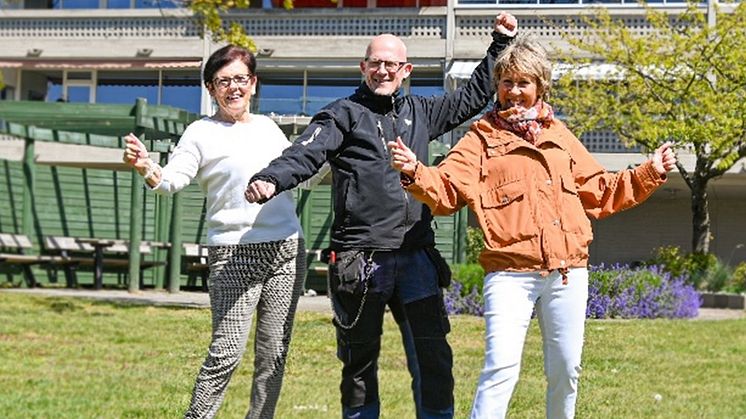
[[391, 113, 410, 230], [376, 120, 388, 156]]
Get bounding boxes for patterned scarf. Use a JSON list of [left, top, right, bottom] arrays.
[[491, 100, 554, 144]]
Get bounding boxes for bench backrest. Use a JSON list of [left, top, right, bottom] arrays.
[[42, 236, 151, 254], [0, 233, 32, 250], [183, 243, 208, 258], [43, 236, 94, 252]]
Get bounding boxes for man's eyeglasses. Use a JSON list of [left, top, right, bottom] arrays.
[[212, 74, 253, 89], [365, 59, 407, 73]]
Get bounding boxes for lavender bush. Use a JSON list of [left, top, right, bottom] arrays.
[[443, 280, 484, 316], [587, 264, 700, 319], [444, 264, 701, 319]]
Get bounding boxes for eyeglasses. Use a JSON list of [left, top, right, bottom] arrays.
[[212, 74, 253, 89], [365, 59, 407, 73]]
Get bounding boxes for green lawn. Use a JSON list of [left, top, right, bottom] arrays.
[[0, 293, 744, 418]]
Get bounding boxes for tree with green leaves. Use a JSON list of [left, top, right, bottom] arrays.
[[553, 2, 746, 255]]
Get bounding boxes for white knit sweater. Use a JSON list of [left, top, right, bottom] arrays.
[[151, 115, 303, 245]]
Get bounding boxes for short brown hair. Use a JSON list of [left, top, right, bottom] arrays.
[[493, 33, 552, 101], [203, 45, 257, 86]]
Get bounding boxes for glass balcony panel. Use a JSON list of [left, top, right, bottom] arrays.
[[106, 0, 131, 8], [0, 0, 24, 9], [46, 82, 64, 102], [256, 79, 304, 115], [135, 0, 179, 8], [95, 71, 158, 106], [67, 86, 91, 103], [52, 0, 99, 8], [162, 72, 202, 114]]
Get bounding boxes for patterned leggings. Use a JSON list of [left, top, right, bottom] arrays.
[[184, 238, 306, 419]]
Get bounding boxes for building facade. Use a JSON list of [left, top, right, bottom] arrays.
[[1, 0, 744, 265]]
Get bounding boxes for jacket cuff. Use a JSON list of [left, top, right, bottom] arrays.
[[399, 162, 419, 188], [638, 160, 667, 186], [250, 173, 279, 187], [489, 31, 514, 53]]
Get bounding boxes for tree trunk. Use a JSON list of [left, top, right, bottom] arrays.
[[690, 177, 710, 254]]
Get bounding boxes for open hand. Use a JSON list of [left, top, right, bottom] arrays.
[[387, 137, 418, 178], [494, 12, 518, 37], [652, 141, 677, 175]]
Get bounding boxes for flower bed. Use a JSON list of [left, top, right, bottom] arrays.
[[445, 264, 701, 319], [586, 264, 700, 319]]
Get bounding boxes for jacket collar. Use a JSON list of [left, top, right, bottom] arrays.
[[474, 115, 574, 154], [352, 83, 398, 114]]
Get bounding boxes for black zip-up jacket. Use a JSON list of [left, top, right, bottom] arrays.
[[252, 31, 512, 251]]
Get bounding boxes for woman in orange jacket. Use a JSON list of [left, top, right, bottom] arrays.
[[388, 33, 676, 419]]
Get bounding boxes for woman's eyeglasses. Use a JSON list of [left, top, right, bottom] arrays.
[[212, 74, 253, 89]]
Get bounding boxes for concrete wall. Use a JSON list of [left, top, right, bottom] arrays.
[[590, 185, 746, 266]]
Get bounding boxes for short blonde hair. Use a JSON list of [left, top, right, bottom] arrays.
[[493, 32, 552, 101]]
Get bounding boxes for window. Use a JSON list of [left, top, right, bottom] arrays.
[[256, 73, 304, 115], [19, 71, 62, 101], [134, 0, 179, 8], [256, 70, 361, 116], [96, 71, 158, 105], [162, 71, 201, 114], [106, 0, 131, 8], [52, 0, 100, 9], [409, 71, 445, 97], [306, 72, 359, 115]]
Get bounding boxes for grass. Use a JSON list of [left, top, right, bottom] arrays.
[[0, 293, 744, 418]]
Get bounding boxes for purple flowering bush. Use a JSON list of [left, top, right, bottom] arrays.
[[587, 264, 700, 319], [443, 263, 700, 319], [443, 279, 484, 316]]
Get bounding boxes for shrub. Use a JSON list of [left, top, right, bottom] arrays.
[[587, 265, 700, 319], [726, 262, 746, 294], [443, 264, 700, 319], [465, 227, 485, 265], [443, 280, 484, 316], [451, 263, 485, 296], [647, 246, 720, 290], [444, 263, 485, 317]]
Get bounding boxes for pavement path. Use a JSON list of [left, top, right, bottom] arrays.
[[1, 288, 743, 320]]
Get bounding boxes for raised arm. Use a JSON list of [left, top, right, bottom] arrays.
[[246, 110, 344, 203], [423, 12, 518, 138]]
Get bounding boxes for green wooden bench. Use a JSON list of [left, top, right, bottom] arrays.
[[0, 233, 79, 287], [42, 236, 163, 289], [182, 243, 209, 291]]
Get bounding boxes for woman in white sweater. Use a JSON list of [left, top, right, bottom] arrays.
[[122, 45, 305, 419]]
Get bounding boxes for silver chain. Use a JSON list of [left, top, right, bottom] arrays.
[[329, 251, 375, 330]]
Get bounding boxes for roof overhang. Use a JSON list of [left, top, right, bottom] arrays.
[[446, 61, 622, 82], [0, 60, 201, 70]]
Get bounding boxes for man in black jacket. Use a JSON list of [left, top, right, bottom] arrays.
[[246, 13, 517, 419]]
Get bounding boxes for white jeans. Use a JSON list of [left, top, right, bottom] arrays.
[[470, 268, 588, 419]]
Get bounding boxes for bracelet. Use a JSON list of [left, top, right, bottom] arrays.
[[142, 160, 160, 182]]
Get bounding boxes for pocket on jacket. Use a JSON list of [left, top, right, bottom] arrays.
[[480, 179, 538, 246], [559, 173, 592, 235]]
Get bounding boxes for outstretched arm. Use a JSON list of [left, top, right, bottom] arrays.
[[573, 140, 675, 219], [388, 134, 481, 216], [246, 111, 344, 203]]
